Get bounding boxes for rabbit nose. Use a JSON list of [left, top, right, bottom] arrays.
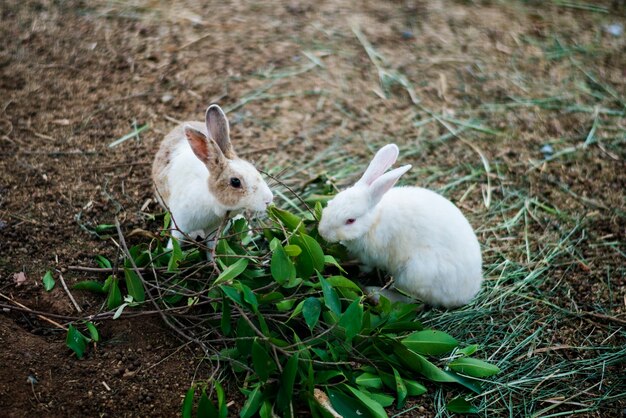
[[264, 192, 274, 205]]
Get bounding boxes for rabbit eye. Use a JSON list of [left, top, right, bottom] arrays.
[[345, 218, 355, 225], [230, 177, 242, 188]]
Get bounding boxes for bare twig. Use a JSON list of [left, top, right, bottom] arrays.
[[260, 170, 314, 215], [0, 293, 67, 330], [57, 272, 82, 313], [113, 217, 211, 354], [177, 32, 213, 51]]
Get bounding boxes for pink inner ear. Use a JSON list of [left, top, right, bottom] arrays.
[[363, 154, 396, 185], [359, 144, 399, 186], [185, 128, 209, 162]]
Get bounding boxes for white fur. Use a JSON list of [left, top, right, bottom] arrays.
[[153, 106, 273, 247], [164, 136, 226, 243], [318, 144, 482, 308]]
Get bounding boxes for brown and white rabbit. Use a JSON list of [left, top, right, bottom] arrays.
[[318, 144, 482, 308], [152, 104, 273, 248]]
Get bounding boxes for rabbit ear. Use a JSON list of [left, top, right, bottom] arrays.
[[205, 104, 235, 159], [368, 164, 412, 207], [357, 144, 399, 186], [184, 125, 226, 173]]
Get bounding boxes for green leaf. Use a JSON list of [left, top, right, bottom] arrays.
[[326, 275, 360, 291], [167, 237, 183, 272], [252, 339, 273, 382], [401, 330, 458, 356], [324, 255, 347, 273], [457, 344, 479, 356], [163, 212, 171, 234], [268, 206, 304, 233], [355, 372, 383, 389], [291, 233, 325, 279], [73, 280, 106, 294], [235, 316, 255, 357], [339, 299, 363, 341], [392, 343, 482, 394], [103, 277, 112, 292], [302, 297, 322, 330], [365, 390, 394, 408], [94, 255, 112, 269], [447, 397, 479, 414], [259, 401, 273, 418], [221, 285, 243, 306], [232, 217, 249, 241], [214, 258, 249, 285], [124, 268, 145, 303], [314, 201, 323, 221], [198, 389, 219, 418], [319, 275, 341, 315], [95, 223, 116, 233], [315, 370, 346, 384], [66, 324, 88, 359], [343, 385, 387, 418], [276, 299, 296, 311], [271, 239, 296, 284], [403, 379, 427, 396], [276, 353, 299, 417], [216, 238, 238, 267], [214, 380, 228, 418], [86, 322, 100, 342], [240, 385, 263, 418], [258, 292, 284, 304], [221, 298, 232, 335], [392, 368, 408, 408], [42, 271, 55, 291], [127, 244, 151, 267], [241, 284, 259, 311], [380, 321, 424, 333], [378, 369, 426, 398], [394, 343, 456, 382], [448, 357, 500, 378], [106, 277, 122, 310], [327, 388, 371, 418], [284, 244, 302, 257], [181, 386, 194, 418]]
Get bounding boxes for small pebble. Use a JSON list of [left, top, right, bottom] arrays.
[[540, 144, 554, 156], [605, 23, 623, 37], [401, 30, 414, 39]]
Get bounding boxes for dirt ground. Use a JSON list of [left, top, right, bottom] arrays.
[[1, 0, 625, 416]]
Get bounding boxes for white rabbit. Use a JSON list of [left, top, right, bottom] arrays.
[[318, 144, 482, 308], [152, 104, 273, 248]]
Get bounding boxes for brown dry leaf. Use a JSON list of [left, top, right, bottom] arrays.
[[13, 272, 27, 286], [314, 388, 342, 418], [127, 228, 157, 239]]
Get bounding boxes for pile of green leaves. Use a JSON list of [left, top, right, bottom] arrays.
[[72, 203, 499, 417]]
